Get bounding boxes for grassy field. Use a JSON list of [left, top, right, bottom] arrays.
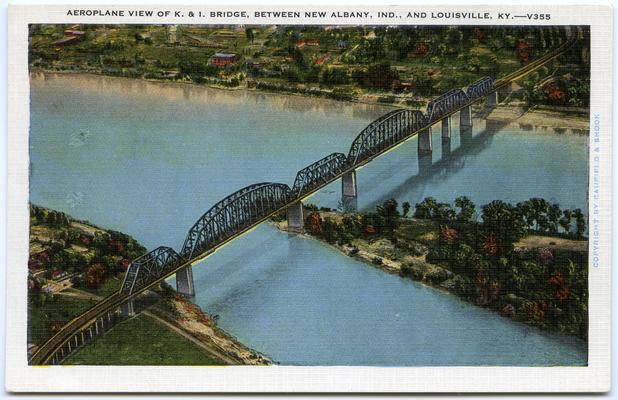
[[28, 296, 95, 346], [65, 315, 226, 365]]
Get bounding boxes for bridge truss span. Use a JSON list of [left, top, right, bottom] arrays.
[[181, 182, 292, 260], [292, 153, 349, 198], [426, 89, 470, 122], [121, 247, 185, 295], [466, 76, 495, 100], [347, 109, 428, 166]]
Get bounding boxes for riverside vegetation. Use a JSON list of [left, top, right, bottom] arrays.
[[29, 25, 589, 108], [27, 205, 269, 365], [299, 197, 588, 339]]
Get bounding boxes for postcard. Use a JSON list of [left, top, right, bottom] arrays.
[[5, 3, 612, 393]]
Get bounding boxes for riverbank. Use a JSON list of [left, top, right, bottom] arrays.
[[28, 205, 271, 365], [276, 202, 588, 340], [31, 69, 589, 133], [486, 103, 589, 134]]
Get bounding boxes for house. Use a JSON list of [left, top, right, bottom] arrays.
[[315, 55, 328, 65], [78, 235, 92, 246], [36, 251, 51, 264], [52, 36, 81, 46], [64, 30, 85, 37], [296, 39, 320, 48], [401, 81, 414, 92], [211, 52, 238, 67], [28, 259, 42, 270], [337, 40, 348, 50], [51, 270, 67, 280]]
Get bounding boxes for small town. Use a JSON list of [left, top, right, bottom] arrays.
[[29, 24, 589, 110]]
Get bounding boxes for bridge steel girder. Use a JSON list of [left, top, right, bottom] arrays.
[[347, 109, 428, 166], [292, 152, 348, 198], [182, 182, 292, 260], [426, 89, 470, 123], [120, 246, 184, 295], [465, 76, 494, 100]]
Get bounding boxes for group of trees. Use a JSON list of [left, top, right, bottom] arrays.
[[304, 196, 588, 338], [305, 199, 405, 245], [415, 196, 586, 241], [29, 205, 147, 295], [31, 205, 71, 228], [411, 196, 588, 338]]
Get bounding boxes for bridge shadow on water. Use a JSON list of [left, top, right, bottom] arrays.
[[368, 119, 509, 209]]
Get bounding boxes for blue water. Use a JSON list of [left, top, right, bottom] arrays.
[[29, 72, 588, 365]]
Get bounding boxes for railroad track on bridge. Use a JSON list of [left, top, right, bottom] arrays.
[[30, 34, 579, 366]]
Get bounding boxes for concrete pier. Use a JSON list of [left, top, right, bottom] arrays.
[[287, 201, 304, 231], [176, 266, 195, 297], [460, 106, 472, 129], [341, 170, 357, 212], [487, 91, 498, 107], [441, 117, 451, 142], [121, 299, 135, 317], [418, 127, 432, 153]]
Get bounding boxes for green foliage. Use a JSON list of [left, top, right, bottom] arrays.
[[481, 200, 527, 254], [454, 196, 475, 222]]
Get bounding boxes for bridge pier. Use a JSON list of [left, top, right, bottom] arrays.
[[441, 117, 451, 142], [121, 299, 135, 317], [341, 170, 357, 212], [460, 106, 472, 129], [176, 266, 195, 298], [418, 127, 432, 154], [287, 201, 304, 232], [487, 91, 498, 107]]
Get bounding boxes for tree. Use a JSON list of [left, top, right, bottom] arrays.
[[559, 209, 573, 235], [305, 212, 323, 235], [454, 196, 475, 222], [376, 198, 400, 235], [365, 62, 398, 90], [245, 28, 254, 44], [481, 200, 527, 254], [547, 203, 562, 234], [321, 218, 339, 244], [414, 197, 438, 219], [573, 209, 586, 238], [84, 263, 106, 288], [402, 202, 411, 218]]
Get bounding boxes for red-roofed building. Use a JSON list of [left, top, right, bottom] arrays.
[[52, 36, 81, 46], [51, 270, 67, 280], [211, 52, 238, 67], [64, 30, 86, 37]]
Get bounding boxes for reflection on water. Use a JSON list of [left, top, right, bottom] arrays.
[[30, 73, 588, 366]]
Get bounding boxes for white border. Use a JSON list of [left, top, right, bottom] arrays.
[[5, 3, 613, 393]]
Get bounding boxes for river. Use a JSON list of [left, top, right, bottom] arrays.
[[29, 72, 588, 366]]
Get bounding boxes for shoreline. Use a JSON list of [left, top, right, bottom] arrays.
[[28, 206, 271, 365], [276, 216, 588, 342], [31, 69, 589, 133]]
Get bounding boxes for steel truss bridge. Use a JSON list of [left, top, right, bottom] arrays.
[[30, 34, 578, 365]]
